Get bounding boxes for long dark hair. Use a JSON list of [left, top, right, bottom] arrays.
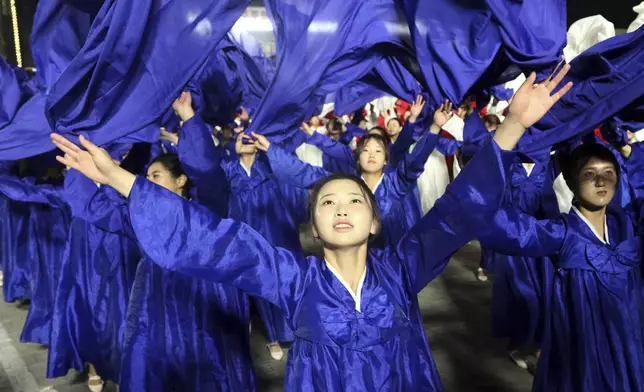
[[308, 173, 382, 239], [354, 134, 390, 173], [150, 154, 193, 198]]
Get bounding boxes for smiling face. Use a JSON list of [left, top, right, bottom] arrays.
[[575, 157, 618, 211], [311, 178, 379, 248], [358, 137, 387, 174]]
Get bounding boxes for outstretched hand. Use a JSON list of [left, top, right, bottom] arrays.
[[50, 134, 117, 185], [408, 95, 426, 124], [433, 100, 453, 128], [172, 92, 195, 122], [506, 63, 573, 129]]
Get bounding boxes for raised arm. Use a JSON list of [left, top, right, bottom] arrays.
[[0, 175, 63, 207], [171, 92, 230, 216], [51, 133, 308, 316], [305, 131, 355, 171], [258, 134, 330, 189], [127, 177, 306, 315], [395, 66, 573, 292]]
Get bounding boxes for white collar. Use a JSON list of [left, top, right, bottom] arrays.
[[239, 160, 252, 177], [361, 173, 384, 193], [324, 261, 367, 312], [572, 206, 609, 244]]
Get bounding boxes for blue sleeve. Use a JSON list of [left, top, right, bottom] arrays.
[[624, 143, 644, 225], [308, 132, 355, 171], [435, 138, 461, 156], [0, 175, 63, 207], [177, 116, 229, 216], [389, 121, 422, 165], [266, 145, 330, 189], [127, 176, 307, 317], [81, 185, 136, 239], [387, 132, 440, 198], [396, 140, 510, 293]]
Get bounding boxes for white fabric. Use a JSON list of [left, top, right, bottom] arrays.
[[416, 149, 450, 214], [211, 134, 220, 146], [553, 173, 575, 214], [361, 173, 384, 193], [239, 161, 253, 177], [628, 2, 644, 33], [319, 102, 335, 118], [633, 129, 644, 142], [522, 163, 535, 177], [563, 16, 615, 62], [296, 143, 324, 167], [452, 157, 462, 179], [572, 206, 610, 244], [441, 115, 465, 141], [504, 73, 527, 95], [325, 262, 367, 312]]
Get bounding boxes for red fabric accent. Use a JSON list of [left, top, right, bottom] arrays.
[[377, 115, 385, 129], [479, 106, 488, 116]]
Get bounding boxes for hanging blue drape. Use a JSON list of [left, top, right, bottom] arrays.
[[249, 0, 412, 142], [400, 0, 565, 111], [520, 28, 644, 154], [45, 0, 250, 147], [334, 56, 421, 116], [0, 0, 93, 160]]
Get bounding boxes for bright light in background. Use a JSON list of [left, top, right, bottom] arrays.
[[9, 0, 21, 67], [233, 16, 274, 32], [186, 11, 214, 36], [308, 21, 338, 33]]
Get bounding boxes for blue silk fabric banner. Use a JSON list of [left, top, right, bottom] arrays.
[[0, 0, 249, 160]]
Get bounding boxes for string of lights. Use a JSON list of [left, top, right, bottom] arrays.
[[9, 0, 21, 67]]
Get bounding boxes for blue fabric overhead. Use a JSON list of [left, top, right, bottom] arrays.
[[520, 28, 644, 154], [400, 0, 565, 110], [249, 0, 411, 142]]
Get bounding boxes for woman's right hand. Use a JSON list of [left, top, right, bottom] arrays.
[[51, 134, 119, 185]]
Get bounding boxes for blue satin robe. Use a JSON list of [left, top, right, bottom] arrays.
[[491, 159, 558, 348], [1, 196, 32, 303], [47, 172, 141, 382], [0, 176, 70, 345], [268, 129, 439, 248], [480, 146, 644, 391], [125, 139, 508, 391], [111, 117, 255, 392], [222, 154, 308, 344]]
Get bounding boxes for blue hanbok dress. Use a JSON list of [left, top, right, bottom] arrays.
[[0, 176, 70, 345], [47, 171, 141, 382], [124, 139, 509, 391], [267, 128, 440, 248], [106, 117, 255, 392], [222, 152, 308, 344], [490, 158, 558, 348], [480, 143, 644, 391], [1, 194, 33, 303]]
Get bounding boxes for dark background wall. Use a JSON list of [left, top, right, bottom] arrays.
[[567, 0, 640, 29]]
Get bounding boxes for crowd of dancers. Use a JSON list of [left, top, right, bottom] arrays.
[[1, 1, 644, 392]]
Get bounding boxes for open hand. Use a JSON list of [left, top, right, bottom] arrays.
[[506, 63, 573, 129], [408, 95, 427, 124], [51, 134, 117, 185], [433, 100, 453, 128]]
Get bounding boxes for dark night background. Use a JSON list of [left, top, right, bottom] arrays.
[[1, 0, 640, 68]]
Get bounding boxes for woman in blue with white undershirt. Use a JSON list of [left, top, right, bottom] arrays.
[[52, 67, 572, 391]]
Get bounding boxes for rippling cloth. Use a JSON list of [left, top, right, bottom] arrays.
[[522, 28, 644, 154], [249, 0, 411, 142], [480, 142, 644, 391], [0, 0, 249, 160], [400, 0, 565, 111], [491, 158, 558, 348], [109, 117, 255, 391], [0, 177, 70, 345], [127, 139, 508, 391]]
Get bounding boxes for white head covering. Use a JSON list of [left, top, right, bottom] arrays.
[[628, 2, 644, 33], [563, 15, 615, 62]]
